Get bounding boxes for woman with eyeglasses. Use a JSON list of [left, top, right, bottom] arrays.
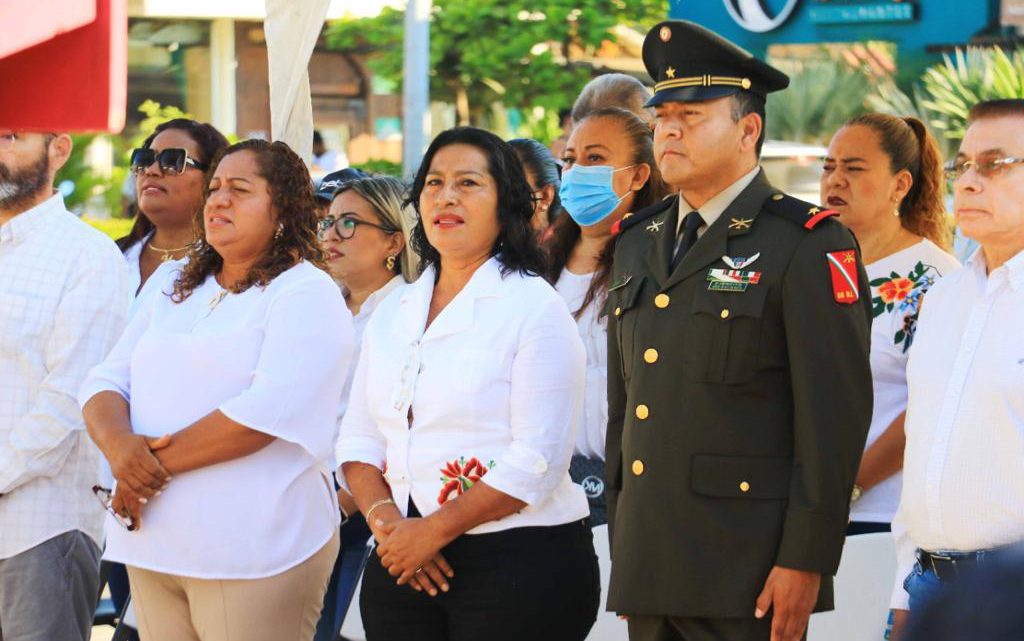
[[119, 119, 229, 301], [821, 113, 959, 536], [81, 139, 352, 641], [312, 176, 419, 641], [336, 127, 598, 641], [546, 107, 666, 527]]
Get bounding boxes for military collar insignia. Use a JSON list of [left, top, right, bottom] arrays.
[[728, 217, 753, 230], [646, 219, 665, 233], [722, 253, 760, 270]]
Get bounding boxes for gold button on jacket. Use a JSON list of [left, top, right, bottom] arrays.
[[635, 404, 650, 420], [632, 460, 645, 476], [654, 293, 670, 308], [643, 348, 659, 363]]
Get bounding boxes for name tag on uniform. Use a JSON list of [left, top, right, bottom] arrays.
[[707, 268, 761, 292]]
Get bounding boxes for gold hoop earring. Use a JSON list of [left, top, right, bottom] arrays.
[[385, 255, 396, 271]]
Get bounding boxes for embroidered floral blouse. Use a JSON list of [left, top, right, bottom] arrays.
[[851, 239, 960, 523], [335, 258, 590, 533]]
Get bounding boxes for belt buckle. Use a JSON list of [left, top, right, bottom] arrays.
[[929, 553, 959, 581]]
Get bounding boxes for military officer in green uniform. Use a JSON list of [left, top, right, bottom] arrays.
[[605, 21, 873, 641]]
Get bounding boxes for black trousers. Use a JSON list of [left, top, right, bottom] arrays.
[[360, 516, 600, 641]]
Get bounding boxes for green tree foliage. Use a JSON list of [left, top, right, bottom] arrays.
[[869, 47, 1024, 146], [326, 1, 664, 128], [766, 52, 874, 145]]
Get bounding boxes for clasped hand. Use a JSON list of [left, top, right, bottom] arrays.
[[374, 516, 454, 597], [108, 433, 171, 529]]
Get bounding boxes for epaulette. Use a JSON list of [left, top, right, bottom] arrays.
[[762, 192, 838, 231], [612, 195, 677, 236]]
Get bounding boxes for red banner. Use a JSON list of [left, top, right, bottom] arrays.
[[0, 0, 126, 133]]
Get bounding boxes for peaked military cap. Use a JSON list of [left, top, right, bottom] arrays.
[[642, 20, 790, 107]]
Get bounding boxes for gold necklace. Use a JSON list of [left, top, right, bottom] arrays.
[[146, 240, 191, 262]]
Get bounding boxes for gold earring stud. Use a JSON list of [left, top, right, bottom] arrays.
[[385, 255, 396, 271]]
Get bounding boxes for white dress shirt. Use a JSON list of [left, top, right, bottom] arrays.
[[891, 248, 1024, 609], [80, 261, 353, 578], [554, 268, 607, 460], [0, 193, 130, 559], [851, 240, 959, 523], [336, 257, 590, 532]]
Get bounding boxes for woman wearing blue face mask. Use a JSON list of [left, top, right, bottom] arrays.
[[544, 107, 668, 526]]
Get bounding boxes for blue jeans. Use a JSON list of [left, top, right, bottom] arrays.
[[313, 514, 372, 641], [903, 561, 947, 613]]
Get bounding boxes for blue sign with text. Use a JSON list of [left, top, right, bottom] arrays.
[[668, 0, 999, 54]]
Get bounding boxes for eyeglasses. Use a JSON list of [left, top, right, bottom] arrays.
[[130, 147, 208, 176], [92, 485, 136, 531], [317, 214, 398, 241], [944, 155, 1024, 181]]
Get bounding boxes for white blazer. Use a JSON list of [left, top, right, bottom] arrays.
[[336, 257, 590, 533]]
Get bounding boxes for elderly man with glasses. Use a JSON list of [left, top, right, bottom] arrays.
[[888, 99, 1024, 640], [0, 130, 129, 640]]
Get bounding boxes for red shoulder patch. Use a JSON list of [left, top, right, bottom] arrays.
[[826, 250, 860, 304], [611, 218, 624, 236], [805, 208, 839, 230]]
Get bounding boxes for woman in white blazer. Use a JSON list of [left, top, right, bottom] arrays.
[[336, 127, 599, 641]]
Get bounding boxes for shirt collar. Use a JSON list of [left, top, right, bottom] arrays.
[[678, 165, 761, 232], [353, 274, 405, 319], [0, 192, 65, 244], [966, 246, 1024, 291]]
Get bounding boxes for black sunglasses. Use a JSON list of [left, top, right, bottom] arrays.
[[92, 485, 136, 531], [130, 147, 208, 176]]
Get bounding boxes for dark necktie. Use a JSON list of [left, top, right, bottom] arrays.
[[671, 211, 703, 270]]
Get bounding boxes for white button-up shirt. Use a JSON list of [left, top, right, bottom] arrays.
[[336, 258, 590, 532], [891, 248, 1024, 609], [0, 193, 130, 558]]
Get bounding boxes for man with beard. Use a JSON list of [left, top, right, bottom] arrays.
[[0, 131, 129, 640]]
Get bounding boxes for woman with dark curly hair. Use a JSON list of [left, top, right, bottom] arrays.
[[80, 139, 354, 641], [336, 127, 599, 641]]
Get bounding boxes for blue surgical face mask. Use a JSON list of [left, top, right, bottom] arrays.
[[559, 164, 635, 227]]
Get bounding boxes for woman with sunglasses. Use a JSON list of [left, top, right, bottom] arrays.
[[821, 113, 959, 536], [118, 119, 229, 301], [313, 176, 419, 641]]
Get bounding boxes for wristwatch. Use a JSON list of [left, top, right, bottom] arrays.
[[850, 484, 865, 503]]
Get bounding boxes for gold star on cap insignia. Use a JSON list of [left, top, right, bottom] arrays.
[[666, 66, 676, 79], [729, 218, 753, 230], [807, 206, 821, 216]]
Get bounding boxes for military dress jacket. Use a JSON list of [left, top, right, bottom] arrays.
[[604, 170, 873, 618]]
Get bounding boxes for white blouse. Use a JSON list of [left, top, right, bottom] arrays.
[[554, 268, 607, 460], [336, 258, 590, 532], [79, 261, 354, 579], [851, 239, 959, 523]]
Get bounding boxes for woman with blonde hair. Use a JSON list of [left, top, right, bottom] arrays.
[[314, 175, 420, 641]]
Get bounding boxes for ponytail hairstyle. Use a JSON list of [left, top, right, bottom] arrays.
[[845, 113, 951, 250], [544, 107, 668, 317]]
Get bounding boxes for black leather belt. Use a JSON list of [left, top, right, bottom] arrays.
[[916, 547, 1015, 581]]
